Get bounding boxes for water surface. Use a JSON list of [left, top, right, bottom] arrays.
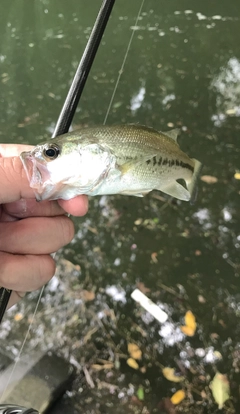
[[0, 1, 240, 412]]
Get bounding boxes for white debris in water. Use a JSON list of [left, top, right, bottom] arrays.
[[222, 208, 232, 222], [159, 322, 185, 346], [211, 57, 240, 126], [195, 348, 206, 358], [204, 347, 222, 363], [106, 285, 126, 303], [130, 25, 143, 31], [196, 12, 207, 20], [130, 253, 136, 262], [162, 93, 176, 106], [114, 257, 121, 266], [194, 208, 210, 223], [170, 26, 182, 33], [131, 289, 168, 324], [130, 86, 145, 113], [47, 276, 59, 292]]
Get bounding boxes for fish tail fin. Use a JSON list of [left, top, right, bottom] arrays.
[[186, 159, 203, 204]]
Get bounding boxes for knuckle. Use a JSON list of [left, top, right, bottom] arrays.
[[60, 217, 74, 244], [35, 255, 56, 287]]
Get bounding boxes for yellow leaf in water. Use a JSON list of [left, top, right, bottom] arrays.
[[170, 390, 186, 405], [234, 172, 240, 180], [180, 310, 197, 336], [180, 325, 195, 336], [201, 175, 218, 184], [210, 372, 230, 409], [162, 367, 184, 382], [14, 312, 23, 322], [127, 358, 139, 370], [128, 343, 142, 360], [185, 310, 196, 329]]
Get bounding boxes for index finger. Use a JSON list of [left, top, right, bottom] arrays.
[[0, 144, 33, 158]]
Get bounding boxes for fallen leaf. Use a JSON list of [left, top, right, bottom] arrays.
[[226, 108, 236, 115], [180, 310, 197, 336], [210, 372, 230, 409], [151, 252, 158, 263], [198, 295, 206, 303], [128, 343, 142, 360], [185, 310, 196, 327], [134, 218, 143, 225], [213, 351, 222, 360], [234, 172, 240, 180], [170, 390, 186, 405], [127, 358, 139, 370], [91, 363, 114, 371], [136, 282, 150, 294], [14, 312, 23, 322], [162, 367, 184, 383], [82, 290, 95, 301], [158, 398, 177, 414], [201, 175, 218, 184], [180, 325, 195, 336], [137, 385, 144, 401]]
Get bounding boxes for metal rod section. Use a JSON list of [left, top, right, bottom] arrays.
[[52, 0, 115, 137], [0, 288, 11, 323], [0, 0, 115, 324]]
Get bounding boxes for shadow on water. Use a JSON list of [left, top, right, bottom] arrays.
[[0, 0, 240, 412]]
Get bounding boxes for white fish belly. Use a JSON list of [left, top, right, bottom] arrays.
[[89, 163, 193, 196]]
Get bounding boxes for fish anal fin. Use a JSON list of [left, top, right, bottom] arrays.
[[119, 189, 151, 197], [186, 158, 203, 204], [160, 181, 190, 201], [162, 128, 180, 143]]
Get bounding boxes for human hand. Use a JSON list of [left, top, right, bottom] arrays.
[[0, 144, 88, 309]]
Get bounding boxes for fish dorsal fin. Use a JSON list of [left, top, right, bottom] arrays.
[[162, 128, 180, 143]]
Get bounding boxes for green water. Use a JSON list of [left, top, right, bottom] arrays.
[[0, 1, 240, 412]]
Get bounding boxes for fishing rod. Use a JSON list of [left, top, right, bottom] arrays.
[[0, 0, 116, 325]]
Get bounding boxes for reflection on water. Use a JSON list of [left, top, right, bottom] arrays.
[[211, 57, 240, 126]]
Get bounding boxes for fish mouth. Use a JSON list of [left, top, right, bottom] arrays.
[[20, 152, 52, 201]]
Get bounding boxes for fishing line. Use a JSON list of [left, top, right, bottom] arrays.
[[0, 286, 44, 401], [103, 0, 145, 125], [2, 0, 145, 400]]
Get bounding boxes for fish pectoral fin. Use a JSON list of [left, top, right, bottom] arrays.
[[162, 128, 180, 143], [119, 153, 157, 174], [160, 181, 191, 201]]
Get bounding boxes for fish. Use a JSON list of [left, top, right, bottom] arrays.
[[20, 124, 202, 202]]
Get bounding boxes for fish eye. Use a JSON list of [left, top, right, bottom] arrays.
[[43, 144, 60, 160]]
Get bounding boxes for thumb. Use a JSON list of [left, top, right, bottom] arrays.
[[0, 149, 35, 204]]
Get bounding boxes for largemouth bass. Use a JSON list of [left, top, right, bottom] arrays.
[[20, 124, 202, 202]]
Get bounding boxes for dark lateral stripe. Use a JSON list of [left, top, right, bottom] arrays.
[[179, 161, 194, 172], [146, 157, 194, 172]]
